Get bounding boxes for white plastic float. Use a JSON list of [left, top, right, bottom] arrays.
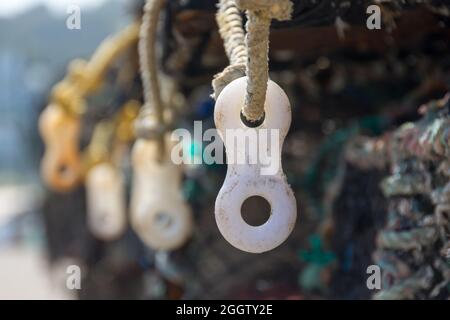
[[214, 77, 297, 253], [86, 162, 127, 240], [131, 138, 193, 250]]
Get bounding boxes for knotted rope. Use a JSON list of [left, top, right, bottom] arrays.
[[135, 0, 167, 148], [213, 0, 292, 123], [212, 0, 247, 100]]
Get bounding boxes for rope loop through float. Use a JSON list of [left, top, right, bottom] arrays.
[[213, 0, 293, 123], [131, 0, 193, 251], [39, 23, 140, 192], [213, 0, 297, 253]]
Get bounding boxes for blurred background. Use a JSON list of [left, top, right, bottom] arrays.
[[0, 0, 449, 299], [0, 0, 130, 299]]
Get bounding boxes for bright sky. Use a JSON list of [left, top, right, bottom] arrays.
[[0, 0, 109, 17]]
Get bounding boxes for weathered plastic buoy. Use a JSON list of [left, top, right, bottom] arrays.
[[131, 138, 193, 250], [86, 162, 127, 240], [214, 77, 297, 253], [39, 104, 81, 192]]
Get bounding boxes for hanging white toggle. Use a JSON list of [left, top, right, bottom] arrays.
[[214, 77, 297, 253], [130, 138, 193, 251], [86, 162, 127, 240]]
